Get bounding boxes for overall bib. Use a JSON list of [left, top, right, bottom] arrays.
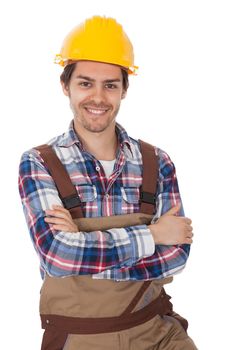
[[36, 141, 197, 350]]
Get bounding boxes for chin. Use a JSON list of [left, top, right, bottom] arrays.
[[83, 116, 115, 133], [84, 123, 109, 133]]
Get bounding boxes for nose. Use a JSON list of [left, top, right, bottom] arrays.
[[91, 85, 106, 104]]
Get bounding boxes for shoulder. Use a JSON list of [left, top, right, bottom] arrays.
[[129, 137, 177, 181], [19, 131, 65, 167], [21, 128, 68, 154], [130, 137, 175, 165]]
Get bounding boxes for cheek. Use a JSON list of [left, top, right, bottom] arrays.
[[108, 92, 123, 106], [69, 91, 87, 106]]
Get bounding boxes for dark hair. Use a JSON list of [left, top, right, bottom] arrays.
[[60, 62, 129, 91]]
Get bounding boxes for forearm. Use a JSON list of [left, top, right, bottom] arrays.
[[29, 215, 154, 277], [127, 243, 190, 280], [92, 242, 190, 281]]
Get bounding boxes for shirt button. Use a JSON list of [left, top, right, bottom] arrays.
[[105, 194, 109, 199], [96, 166, 100, 171], [46, 319, 50, 324]]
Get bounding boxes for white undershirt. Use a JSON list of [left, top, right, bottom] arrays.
[[99, 159, 116, 179]]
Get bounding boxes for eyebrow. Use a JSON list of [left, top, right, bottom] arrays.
[[75, 75, 121, 83]]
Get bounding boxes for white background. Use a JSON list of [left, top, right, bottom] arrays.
[[0, 0, 232, 349]]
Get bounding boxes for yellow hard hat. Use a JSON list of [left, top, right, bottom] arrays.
[[55, 16, 138, 75]]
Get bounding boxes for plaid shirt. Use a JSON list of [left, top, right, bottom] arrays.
[[18, 121, 190, 281]]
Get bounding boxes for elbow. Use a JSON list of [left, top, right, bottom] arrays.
[[44, 264, 73, 278], [42, 257, 75, 278]]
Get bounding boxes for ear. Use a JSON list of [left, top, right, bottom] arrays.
[[121, 90, 127, 99], [60, 80, 70, 97]]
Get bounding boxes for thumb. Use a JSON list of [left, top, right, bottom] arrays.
[[164, 204, 181, 216]]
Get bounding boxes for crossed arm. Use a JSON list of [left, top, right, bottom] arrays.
[[19, 148, 193, 279], [45, 204, 193, 245]]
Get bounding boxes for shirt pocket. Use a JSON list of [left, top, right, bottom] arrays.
[[76, 183, 98, 217], [121, 186, 140, 214]]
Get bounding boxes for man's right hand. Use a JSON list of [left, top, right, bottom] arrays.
[[148, 204, 193, 245]]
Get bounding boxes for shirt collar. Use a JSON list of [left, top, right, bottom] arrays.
[[57, 120, 133, 156], [56, 120, 81, 147]]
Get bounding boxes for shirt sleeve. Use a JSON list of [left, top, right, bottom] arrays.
[[114, 148, 191, 280], [18, 149, 155, 278]]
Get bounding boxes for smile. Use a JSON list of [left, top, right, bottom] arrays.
[[84, 107, 109, 115]]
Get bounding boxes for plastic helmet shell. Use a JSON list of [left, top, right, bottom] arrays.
[[55, 16, 138, 75]]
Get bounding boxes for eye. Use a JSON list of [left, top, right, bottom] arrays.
[[105, 83, 118, 89], [79, 81, 92, 88]]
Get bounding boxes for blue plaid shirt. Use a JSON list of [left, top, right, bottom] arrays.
[[18, 121, 190, 280]]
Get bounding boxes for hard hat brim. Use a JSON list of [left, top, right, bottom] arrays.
[[55, 55, 138, 75]]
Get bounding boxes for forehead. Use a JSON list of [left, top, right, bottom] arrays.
[[72, 60, 123, 80]]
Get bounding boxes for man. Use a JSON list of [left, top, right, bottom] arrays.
[[19, 16, 197, 350]]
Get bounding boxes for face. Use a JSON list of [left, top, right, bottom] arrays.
[[61, 61, 126, 134]]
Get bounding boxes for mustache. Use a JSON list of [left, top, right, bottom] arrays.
[[82, 102, 111, 109]]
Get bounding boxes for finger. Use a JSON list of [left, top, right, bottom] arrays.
[[52, 224, 79, 232], [52, 205, 72, 218], [186, 232, 193, 239], [52, 205, 69, 212], [164, 204, 181, 216], [184, 238, 193, 244], [44, 217, 70, 225], [52, 205, 64, 209], [45, 216, 78, 231], [185, 218, 192, 225], [46, 209, 71, 220]]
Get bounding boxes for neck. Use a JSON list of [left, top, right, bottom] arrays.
[[74, 121, 118, 160]]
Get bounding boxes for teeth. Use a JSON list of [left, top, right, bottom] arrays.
[[86, 108, 107, 115]]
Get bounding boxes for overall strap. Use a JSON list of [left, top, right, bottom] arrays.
[[139, 140, 158, 215], [35, 144, 84, 219], [35, 140, 158, 218]]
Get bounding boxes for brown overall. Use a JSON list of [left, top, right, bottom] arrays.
[[36, 140, 197, 350]]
